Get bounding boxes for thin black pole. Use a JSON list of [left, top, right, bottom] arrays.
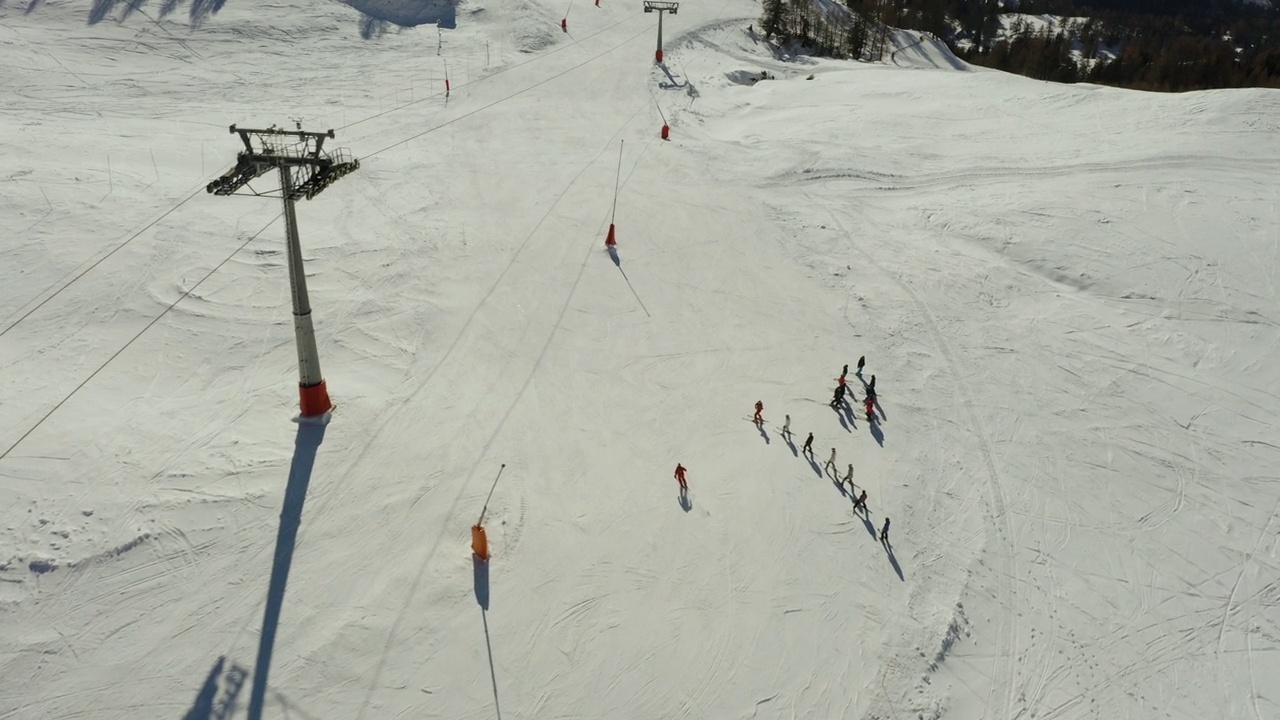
[[478, 463, 506, 525], [610, 140, 624, 223]]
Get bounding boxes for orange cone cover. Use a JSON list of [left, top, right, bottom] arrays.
[[471, 524, 489, 560]]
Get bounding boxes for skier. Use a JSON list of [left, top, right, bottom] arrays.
[[856, 356, 865, 376], [825, 447, 837, 474], [868, 374, 876, 392], [674, 463, 688, 491], [880, 517, 891, 545], [782, 414, 792, 438], [853, 489, 868, 514], [842, 463, 854, 488], [830, 383, 846, 407], [842, 363, 849, 377], [753, 400, 764, 425], [802, 432, 814, 455], [864, 396, 875, 420]]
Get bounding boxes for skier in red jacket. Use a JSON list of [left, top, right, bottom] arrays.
[[674, 463, 688, 491]]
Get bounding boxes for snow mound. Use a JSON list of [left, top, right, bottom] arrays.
[[888, 29, 969, 71]]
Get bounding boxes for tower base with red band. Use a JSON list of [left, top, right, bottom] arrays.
[[299, 380, 332, 417]]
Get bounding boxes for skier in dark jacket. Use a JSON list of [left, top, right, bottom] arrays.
[[880, 517, 891, 544], [830, 383, 847, 407], [802, 432, 814, 455], [856, 356, 865, 375]]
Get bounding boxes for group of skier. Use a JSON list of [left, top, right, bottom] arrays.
[[673, 354, 893, 548], [830, 357, 876, 422]]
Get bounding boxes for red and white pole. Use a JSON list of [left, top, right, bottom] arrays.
[[280, 168, 331, 418]]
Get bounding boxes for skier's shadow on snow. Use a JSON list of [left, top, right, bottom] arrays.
[[832, 477, 848, 497], [870, 419, 884, 447], [678, 489, 692, 512], [247, 420, 326, 720], [805, 453, 823, 477], [782, 431, 797, 457], [859, 511, 877, 539], [884, 542, 904, 581], [756, 421, 770, 444], [835, 402, 855, 432]]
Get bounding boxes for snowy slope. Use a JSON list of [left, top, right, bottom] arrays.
[[2, 2, 1279, 720]]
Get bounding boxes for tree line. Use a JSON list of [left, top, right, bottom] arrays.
[[760, 0, 1280, 91]]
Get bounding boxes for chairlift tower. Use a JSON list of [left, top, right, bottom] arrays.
[[643, 1, 678, 64], [206, 124, 359, 418]]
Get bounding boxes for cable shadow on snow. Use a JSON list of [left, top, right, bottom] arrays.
[[246, 421, 326, 720]]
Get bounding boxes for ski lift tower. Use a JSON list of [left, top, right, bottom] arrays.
[[206, 123, 359, 418], [643, 1, 678, 64]]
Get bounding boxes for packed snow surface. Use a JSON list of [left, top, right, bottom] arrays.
[[2, 2, 1278, 719]]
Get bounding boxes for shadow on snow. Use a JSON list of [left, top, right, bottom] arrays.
[[245, 421, 326, 720]]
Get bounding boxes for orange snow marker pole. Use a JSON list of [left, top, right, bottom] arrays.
[[472, 464, 506, 561], [471, 525, 490, 560]]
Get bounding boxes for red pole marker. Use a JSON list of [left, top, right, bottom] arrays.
[[561, 18, 567, 31], [661, 124, 670, 140], [605, 224, 617, 247]]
